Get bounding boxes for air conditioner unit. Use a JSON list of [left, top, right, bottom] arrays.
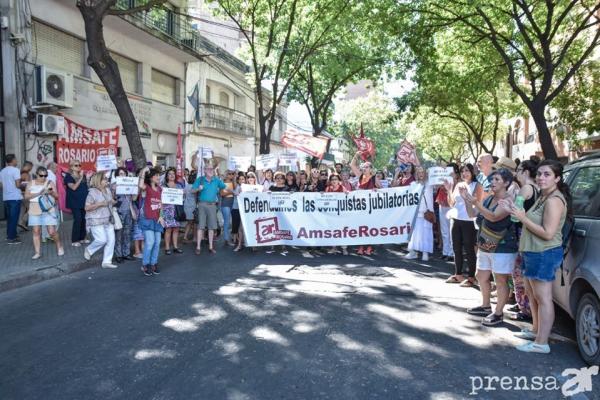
[[35, 65, 74, 108], [36, 113, 65, 135]]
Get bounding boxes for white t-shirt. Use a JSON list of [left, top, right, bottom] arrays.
[[0, 166, 23, 201]]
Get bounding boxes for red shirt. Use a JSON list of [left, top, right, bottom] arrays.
[[399, 176, 415, 186], [436, 187, 449, 207], [326, 184, 344, 193], [358, 174, 376, 190], [144, 185, 162, 220]]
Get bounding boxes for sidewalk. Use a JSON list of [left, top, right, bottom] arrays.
[[0, 216, 91, 293]]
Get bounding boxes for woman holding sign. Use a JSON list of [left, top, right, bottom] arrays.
[[404, 167, 434, 261], [112, 167, 136, 263], [162, 168, 184, 255], [138, 167, 164, 276]]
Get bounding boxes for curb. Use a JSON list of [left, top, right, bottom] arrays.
[[0, 260, 94, 294]]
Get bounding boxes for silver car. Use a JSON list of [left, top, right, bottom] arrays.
[[553, 153, 600, 365]]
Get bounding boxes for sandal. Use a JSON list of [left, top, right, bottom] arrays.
[[209, 248, 216, 254], [32, 253, 41, 260], [364, 246, 373, 256], [195, 248, 201, 255], [445, 276, 461, 284], [460, 279, 476, 288]]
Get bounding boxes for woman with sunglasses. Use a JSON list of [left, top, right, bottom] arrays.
[[266, 171, 289, 255], [326, 173, 349, 255], [65, 159, 89, 246], [350, 151, 381, 255], [138, 166, 165, 275], [285, 171, 299, 192], [84, 172, 117, 268], [25, 166, 64, 259]]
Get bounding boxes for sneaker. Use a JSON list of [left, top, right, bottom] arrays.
[[509, 312, 533, 322], [421, 253, 429, 261], [141, 266, 152, 276], [515, 342, 550, 354], [507, 304, 521, 313], [71, 242, 81, 247], [101, 263, 118, 269], [84, 248, 91, 261], [265, 250, 275, 254], [82, 239, 91, 244], [173, 248, 183, 254], [482, 312, 504, 326], [467, 305, 492, 316], [133, 253, 143, 259], [280, 251, 288, 256], [514, 329, 537, 340], [57, 248, 65, 257], [151, 265, 160, 275], [403, 251, 418, 260], [31, 253, 41, 260], [7, 238, 22, 245], [342, 248, 349, 256]]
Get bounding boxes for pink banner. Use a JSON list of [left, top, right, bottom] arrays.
[[281, 129, 329, 159]]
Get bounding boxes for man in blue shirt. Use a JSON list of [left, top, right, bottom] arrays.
[[192, 165, 231, 254]]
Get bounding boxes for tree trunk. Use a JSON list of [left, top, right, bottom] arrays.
[[258, 115, 270, 155], [78, 4, 147, 170], [530, 103, 559, 160]]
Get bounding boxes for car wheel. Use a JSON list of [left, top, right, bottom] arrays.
[[575, 293, 600, 365]]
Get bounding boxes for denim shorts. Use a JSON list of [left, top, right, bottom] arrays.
[[521, 247, 564, 282]]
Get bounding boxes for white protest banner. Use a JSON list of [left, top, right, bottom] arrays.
[[115, 177, 139, 195], [269, 191, 294, 209], [96, 154, 117, 171], [237, 186, 420, 246], [278, 153, 297, 167], [427, 167, 454, 186], [161, 188, 184, 205], [256, 154, 278, 170], [228, 156, 252, 171], [241, 184, 263, 193]]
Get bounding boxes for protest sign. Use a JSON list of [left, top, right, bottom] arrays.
[[228, 156, 252, 171], [427, 167, 454, 186], [115, 177, 139, 195], [379, 179, 390, 188], [238, 186, 420, 246], [256, 154, 278, 170], [396, 139, 420, 166], [281, 129, 329, 159], [278, 153, 297, 167], [96, 154, 118, 171], [269, 192, 294, 209], [241, 184, 263, 193], [161, 188, 184, 205]]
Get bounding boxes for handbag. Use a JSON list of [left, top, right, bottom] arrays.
[[422, 192, 436, 224], [103, 190, 122, 230], [39, 193, 56, 212], [175, 204, 187, 222], [476, 197, 510, 253]]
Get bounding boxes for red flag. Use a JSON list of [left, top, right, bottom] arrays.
[[351, 124, 375, 161], [176, 124, 184, 179]]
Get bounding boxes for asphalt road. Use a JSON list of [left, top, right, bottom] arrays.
[[0, 244, 595, 400]]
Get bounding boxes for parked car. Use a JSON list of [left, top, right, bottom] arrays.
[[552, 153, 600, 365]]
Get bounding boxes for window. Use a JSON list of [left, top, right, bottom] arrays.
[[32, 21, 84, 76], [205, 85, 211, 103], [569, 166, 600, 218], [151, 69, 176, 104], [110, 52, 138, 93], [219, 92, 230, 108]]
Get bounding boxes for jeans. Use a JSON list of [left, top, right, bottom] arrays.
[[114, 211, 133, 257], [88, 224, 115, 264], [221, 206, 232, 242], [143, 230, 161, 266], [439, 206, 453, 257], [4, 200, 21, 240], [42, 208, 60, 240], [71, 208, 87, 243]]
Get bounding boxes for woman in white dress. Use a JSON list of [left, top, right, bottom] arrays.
[[405, 166, 434, 261]]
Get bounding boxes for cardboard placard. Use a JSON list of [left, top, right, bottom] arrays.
[[269, 191, 294, 208], [278, 153, 297, 167], [96, 154, 117, 171], [115, 176, 139, 195], [427, 167, 454, 186], [161, 188, 184, 205], [228, 156, 252, 171], [256, 154, 278, 171]]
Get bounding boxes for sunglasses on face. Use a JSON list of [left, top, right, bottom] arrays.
[[38, 174, 47, 178], [72, 164, 81, 168], [276, 177, 285, 180]]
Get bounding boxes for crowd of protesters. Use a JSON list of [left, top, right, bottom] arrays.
[[0, 150, 570, 354]]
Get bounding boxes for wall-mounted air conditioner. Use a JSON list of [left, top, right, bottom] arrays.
[[35, 65, 74, 108], [36, 113, 65, 135]]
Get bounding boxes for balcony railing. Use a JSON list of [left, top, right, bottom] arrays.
[[199, 103, 254, 137], [115, 1, 248, 72]]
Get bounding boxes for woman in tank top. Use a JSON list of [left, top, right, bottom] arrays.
[[505, 160, 569, 354]]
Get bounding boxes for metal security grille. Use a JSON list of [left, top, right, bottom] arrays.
[[32, 21, 84, 76], [110, 52, 138, 94], [151, 69, 175, 104]]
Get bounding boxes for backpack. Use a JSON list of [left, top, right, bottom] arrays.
[[559, 213, 575, 286]]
